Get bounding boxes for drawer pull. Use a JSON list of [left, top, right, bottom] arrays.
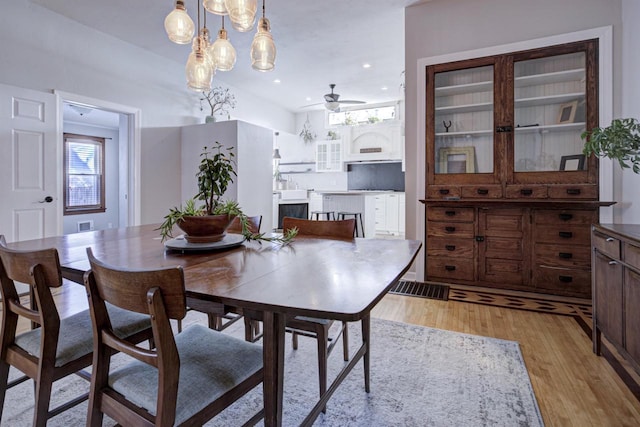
[[606, 237, 615, 242], [445, 245, 456, 251], [559, 252, 573, 259], [477, 188, 489, 195], [566, 188, 581, 195], [559, 275, 573, 283], [439, 189, 450, 195], [608, 261, 618, 266], [445, 210, 456, 217], [445, 265, 456, 271], [558, 213, 573, 221], [445, 226, 456, 233], [520, 189, 533, 196], [558, 231, 573, 238]]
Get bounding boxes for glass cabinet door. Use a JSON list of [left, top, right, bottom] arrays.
[[513, 52, 587, 173], [434, 65, 494, 175]]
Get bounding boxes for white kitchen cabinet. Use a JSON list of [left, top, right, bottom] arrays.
[[374, 192, 406, 235], [316, 139, 342, 172], [343, 121, 403, 162], [308, 192, 323, 217], [272, 193, 279, 230], [320, 194, 376, 238]]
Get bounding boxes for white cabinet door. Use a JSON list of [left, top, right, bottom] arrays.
[[385, 193, 400, 234], [398, 193, 406, 234], [316, 139, 342, 172], [309, 192, 323, 216]]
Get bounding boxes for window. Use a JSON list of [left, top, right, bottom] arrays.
[[327, 104, 397, 127], [63, 133, 106, 215]]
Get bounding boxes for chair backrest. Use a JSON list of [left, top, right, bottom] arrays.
[[85, 248, 186, 423], [0, 235, 62, 328], [227, 215, 262, 234], [282, 217, 356, 240]]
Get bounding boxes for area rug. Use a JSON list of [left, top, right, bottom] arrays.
[[2, 315, 544, 426]]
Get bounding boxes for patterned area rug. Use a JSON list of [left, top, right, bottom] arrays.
[[3, 315, 544, 426]]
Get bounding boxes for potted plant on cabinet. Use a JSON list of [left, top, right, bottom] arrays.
[[158, 142, 296, 244], [200, 86, 236, 123], [582, 118, 640, 173]]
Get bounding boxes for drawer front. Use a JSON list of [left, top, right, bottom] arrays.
[[427, 257, 474, 281], [480, 257, 527, 285], [624, 268, 640, 362], [427, 237, 474, 258], [592, 230, 621, 259], [505, 185, 548, 199], [460, 185, 503, 199], [534, 209, 596, 225], [625, 243, 640, 269], [427, 207, 474, 222], [547, 184, 598, 200], [534, 224, 591, 245], [427, 221, 475, 238], [533, 266, 591, 298], [426, 186, 461, 199], [535, 243, 591, 269]]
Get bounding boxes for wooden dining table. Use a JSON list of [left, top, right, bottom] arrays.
[[7, 224, 422, 426]]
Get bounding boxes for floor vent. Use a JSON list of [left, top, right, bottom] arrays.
[[389, 280, 449, 301]]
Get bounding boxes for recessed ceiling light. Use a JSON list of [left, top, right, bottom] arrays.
[[363, 63, 371, 69], [381, 86, 388, 91], [305, 97, 312, 101], [273, 79, 281, 83]]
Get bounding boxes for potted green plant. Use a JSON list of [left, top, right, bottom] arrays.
[[582, 118, 640, 174], [200, 86, 236, 123], [158, 142, 296, 244]]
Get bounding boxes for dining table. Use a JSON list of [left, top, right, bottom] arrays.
[[6, 224, 422, 426]]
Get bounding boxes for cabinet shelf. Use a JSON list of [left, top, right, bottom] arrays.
[[435, 129, 492, 137], [515, 68, 585, 87], [514, 122, 586, 133], [435, 80, 493, 96], [515, 92, 584, 108], [435, 102, 493, 114]]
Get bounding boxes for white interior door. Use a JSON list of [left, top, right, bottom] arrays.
[[0, 83, 59, 243]]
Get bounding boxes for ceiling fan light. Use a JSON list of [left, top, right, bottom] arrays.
[[203, 0, 228, 15], [324, 101, 340, 112], [164, 0, 195, 44], [225, 0, 257, 32], [186, 39, 214, 91], [210, 28, 236, 71], [250, 17, 276, 72]]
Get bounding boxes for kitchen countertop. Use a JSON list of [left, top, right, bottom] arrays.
[[311, 190, 403, 195]]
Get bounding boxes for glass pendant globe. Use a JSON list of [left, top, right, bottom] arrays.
[[186, 39, 214, 91], [209, 28, 236, 71], [199, 28, 216, 69], [164, 0, 195, 44], [203, 0, 228, 15], [250, 17, 276, 72], [224, 0, 257, 32]]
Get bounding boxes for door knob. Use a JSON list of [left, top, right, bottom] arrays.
[[39, 196, 53, 203]]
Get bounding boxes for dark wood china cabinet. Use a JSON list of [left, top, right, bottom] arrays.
[[422, 39, 613, 298]]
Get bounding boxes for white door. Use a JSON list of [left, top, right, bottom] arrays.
[[0, 84, 59, 242]]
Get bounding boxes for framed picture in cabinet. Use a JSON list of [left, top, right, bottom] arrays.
[[438, 146, 476, 173], [557, 101, 578, 124], [559, 154, 585, 171]]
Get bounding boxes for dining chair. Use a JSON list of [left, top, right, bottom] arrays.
[[84, 248, 264, 427], [278, 217, 356, 410], [0, 236, 152, 427], [226, 215, 262, 234]]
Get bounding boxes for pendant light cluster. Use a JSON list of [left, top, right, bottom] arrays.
[[164, 0, 276, 91]]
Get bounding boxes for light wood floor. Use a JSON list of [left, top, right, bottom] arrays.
[[22, 282, 640, 427]]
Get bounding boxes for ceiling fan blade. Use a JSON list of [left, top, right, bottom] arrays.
[[300, 102, 324, 108], [338, 100, 365, 104]]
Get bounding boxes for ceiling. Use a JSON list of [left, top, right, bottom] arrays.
[[31, 0, 427, 113]]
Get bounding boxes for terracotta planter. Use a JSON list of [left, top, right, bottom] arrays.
[[177, 214, 235, 243]]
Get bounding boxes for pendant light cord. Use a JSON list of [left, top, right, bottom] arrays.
[[262, 0, 266, 18]]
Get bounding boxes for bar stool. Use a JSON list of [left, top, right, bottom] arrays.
[[310, 211, 335, 220], [337, 212, 364, 237]]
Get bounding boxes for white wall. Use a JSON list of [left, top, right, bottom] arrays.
[[404, 0, 626, 253], [620, 0, 640, 224], [0, 0, 296, 225]]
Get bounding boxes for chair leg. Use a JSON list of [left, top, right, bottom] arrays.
[[208, 313, 223, 330], [362, 315, 371, 393], [292, 331, 298, 350], [33, 370, 55, 427], [316, 326, 329, 413], [0, 361, 10, 422], [341, 322, 349, 361]]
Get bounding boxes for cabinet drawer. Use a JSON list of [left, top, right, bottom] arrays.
[[427, 221, 474, 238], [534, 225, 591, 245], [534, 243, 591, 269], [625, 243, 640, 269], [426, 186, 460, 199], [460, 185, 503, 199], [534, 209, 596, 225], [548, 184, 598, 200], [427, 207, 474, 222], [592, 230, 621, 259], [533, 266, 591, 297], [505, 185, 547, 199], [427, 237, 474, 258], [427, 257, 474, 281]]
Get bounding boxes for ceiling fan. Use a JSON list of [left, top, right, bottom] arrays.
[[302, 84, 365, 112]]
